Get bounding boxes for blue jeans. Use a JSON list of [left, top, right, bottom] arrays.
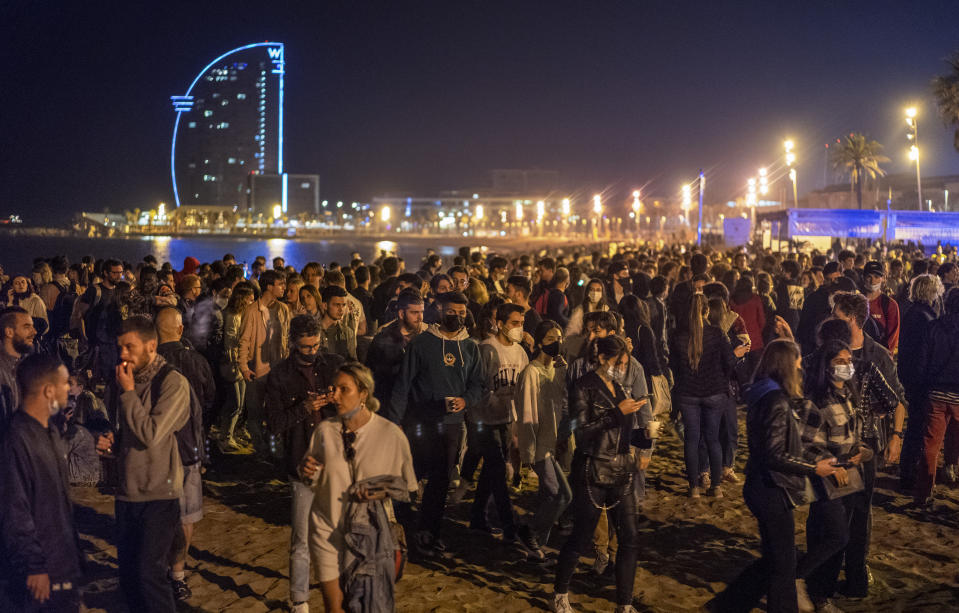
[[677, 394, 729, 488], [290, 480, 314, 602], [698, 394, 739, 474], [530, 456, 572, 545]]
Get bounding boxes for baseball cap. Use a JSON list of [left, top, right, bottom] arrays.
[[863, 261, 884, 278]]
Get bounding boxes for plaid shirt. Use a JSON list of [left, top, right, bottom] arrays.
[[802, 385, 860, 460]]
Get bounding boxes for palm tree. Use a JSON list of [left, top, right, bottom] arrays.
[[831, 133, 890, 209], [933, 51, 959, 152]]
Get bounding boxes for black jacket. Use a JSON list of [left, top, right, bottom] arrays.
[[569, 371, 635, 461], [921, 312, 959, 397], [365, 320, 416, 419], [797, 284, 832, 355], [265, 352, 344, 478], [669, 325, 737, 398], [898, 302, 937, 393], [856, 335, 905, 406], [0, 412, 83, 582], [744, 380, 821, 507]]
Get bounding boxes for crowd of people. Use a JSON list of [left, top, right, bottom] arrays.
[[1, 240, 958, 612]]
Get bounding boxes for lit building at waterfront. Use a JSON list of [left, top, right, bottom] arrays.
[[170, 42, 286, 210]]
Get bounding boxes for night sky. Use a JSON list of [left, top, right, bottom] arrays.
[[3, 0, 958, 222]]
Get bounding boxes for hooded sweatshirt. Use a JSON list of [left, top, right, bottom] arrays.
[[516, 359, 566, 464], [386, 323, 483, 426], [115, 355, 190, 502], [475, 335, 529, 426]]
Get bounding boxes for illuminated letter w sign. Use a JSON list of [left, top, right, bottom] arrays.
[[268, 47, 283, 59]]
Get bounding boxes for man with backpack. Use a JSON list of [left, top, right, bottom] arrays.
[[155, 308, 213, 601], [73, 259, 124, 382], [96, 316, 190, 613]]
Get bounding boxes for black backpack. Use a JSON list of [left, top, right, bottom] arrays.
[[150, 364, 206, 467]]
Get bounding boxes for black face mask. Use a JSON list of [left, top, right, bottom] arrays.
[[441, 313, 465, 332], [618, 278, 633, 293], [295, 351, 318, 366], [541, 341, 561, 357]]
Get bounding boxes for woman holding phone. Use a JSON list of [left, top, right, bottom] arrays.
[[299, 362, 416, 613], [552, 335, 647, 613]]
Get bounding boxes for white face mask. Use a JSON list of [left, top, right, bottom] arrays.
[[867, 282, 881, 293], [506, 327, 524, 343], [605, 364, 625, 383], [49, 398, 61, 417], [215, 296, 229, 309], [588, 290, 603, 304], [832, 363, 855, 382]]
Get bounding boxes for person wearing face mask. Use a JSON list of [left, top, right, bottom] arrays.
[[605, 261, 632, 308], [0, 353, 84, 612], [469, 304, 542, 557], [265, 315, 344, 613], [299, 362, 417, 613], [552, 335, 647, 613], [389, 291, 483, 557], [565, 278, 613, 338], [800, 340, 869, 612], [860, 261, 900, 354], [516, 321, 571, 550]]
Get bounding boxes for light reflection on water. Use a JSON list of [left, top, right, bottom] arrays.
[[0, 235, 467, 273]]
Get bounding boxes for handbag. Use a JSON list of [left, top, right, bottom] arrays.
[[818, 464, 865, 500], [586, 451, 637, 488]]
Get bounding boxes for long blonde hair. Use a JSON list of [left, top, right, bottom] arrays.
[[337, 362, 381, 413], [687, 293, 708, 371]]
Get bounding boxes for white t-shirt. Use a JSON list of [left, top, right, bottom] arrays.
[[306, 412, 416, 581]]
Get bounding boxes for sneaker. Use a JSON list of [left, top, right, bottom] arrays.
[[814, 599, 844, 613], [699, 472, 712, 490], [591, 551, 610, 575], [291, 602, 309, 613], [469, 522, 503, 537], [552, 592, 574, 613], [942, 463, 958, 485], [412, 530, 440, 557], [796, 579, 814, 612], [516, 524, 545, 561], [722, 467, 740, 484], [449, 479, 471, 504], [170, 578, 192, 601], [689, 486, 702, 499], [708, 486, 724, 499]]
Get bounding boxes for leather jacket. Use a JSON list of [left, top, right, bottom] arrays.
[[569, 371, 635, 461], [744, 379, 822, 507]]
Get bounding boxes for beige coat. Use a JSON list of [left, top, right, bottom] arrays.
[[237, 298, 290, 377]]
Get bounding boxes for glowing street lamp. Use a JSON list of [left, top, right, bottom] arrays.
[[514, 201, 524, 222], [536, 200, 545, 222], [784, 139, 798, 207], [681, 184, 691, 225], [475, 204, 484, 220], [758, 168, 768, 195], [632, 190, 642, 234], [905, 107, 923, 210], [380, 204, 391, 223], [273, 204, 282, 220], [561, 198, 571, 218], [592, 194, 602, 215]]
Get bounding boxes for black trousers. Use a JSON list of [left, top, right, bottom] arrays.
[[900, 390, 928, 485], [469, 423, 516, 537], [408, 421, 464, 538], [842, 449, 877, 594], [116, 499, 180, 613], [713, 479, 799, 613], [803, 497, 851, 602], [0, 580, 81, 613], [554, 453, 639, 606]]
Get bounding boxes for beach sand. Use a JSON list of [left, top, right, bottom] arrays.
[[73, 419, 959, 612]]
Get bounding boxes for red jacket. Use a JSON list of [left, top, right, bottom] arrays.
[[731, 294, 766, 353]]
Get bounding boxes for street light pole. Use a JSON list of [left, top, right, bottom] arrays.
[[784, 139, 798, 208], [906, 107, 923, 210], [697, 170, 705, 246]]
